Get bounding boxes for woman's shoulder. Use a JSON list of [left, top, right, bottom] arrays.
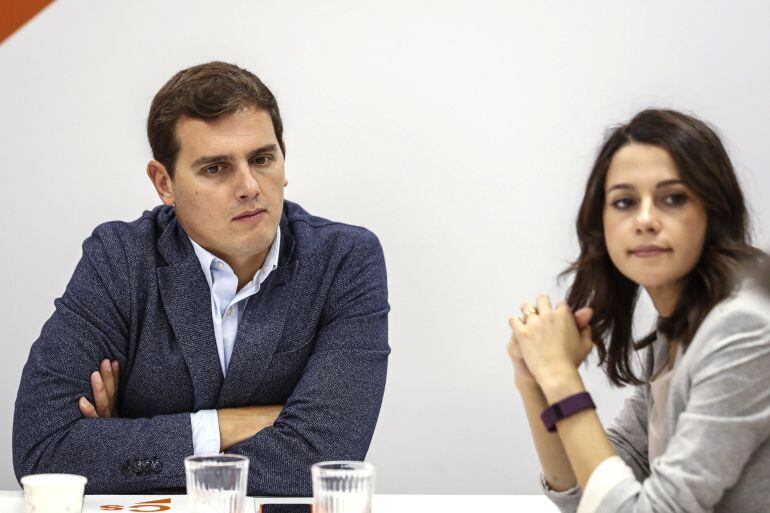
[[688, 280, 770, 359]]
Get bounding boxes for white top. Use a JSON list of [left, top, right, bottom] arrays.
[[647, 345, 681, 463]]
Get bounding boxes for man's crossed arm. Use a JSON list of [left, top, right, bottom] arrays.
[[78, 359, 283, 452]]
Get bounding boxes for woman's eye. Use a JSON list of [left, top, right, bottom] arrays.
[[664, 193, 688, 206], [611, 197, 635, 210]]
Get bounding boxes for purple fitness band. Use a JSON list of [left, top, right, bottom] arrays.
[[541, 392, 596, 433]]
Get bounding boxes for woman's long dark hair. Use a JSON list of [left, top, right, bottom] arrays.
[[563, 109, 765, 386]]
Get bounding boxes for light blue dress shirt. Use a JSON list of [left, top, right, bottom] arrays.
[[187, 228, 281, 454]]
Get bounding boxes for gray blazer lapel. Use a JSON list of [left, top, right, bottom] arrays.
[[156, 218, 224, 410]]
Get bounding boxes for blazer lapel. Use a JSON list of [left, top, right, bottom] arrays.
[[156, 218, 224, 410], [216, 216, 299, 407]]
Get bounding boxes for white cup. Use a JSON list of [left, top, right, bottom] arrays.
[[20, 474, 87, 513]]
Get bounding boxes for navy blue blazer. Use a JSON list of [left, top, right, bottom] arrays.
[[13, 200, 389, 495]]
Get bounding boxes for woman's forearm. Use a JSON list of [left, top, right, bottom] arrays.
[[516, 378, 578, 491], [540, 370, 616, 489]]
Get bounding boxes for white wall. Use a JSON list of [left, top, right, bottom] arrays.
[[1, 0, 768, 494]]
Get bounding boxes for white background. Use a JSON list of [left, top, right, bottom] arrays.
[[1, 0, 769, 494]]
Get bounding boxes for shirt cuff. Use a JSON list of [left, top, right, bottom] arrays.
[[190, 409, 221, 455], [577, 455, 635, 513]]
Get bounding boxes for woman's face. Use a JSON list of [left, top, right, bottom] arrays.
[[603, 143, 708, 311]]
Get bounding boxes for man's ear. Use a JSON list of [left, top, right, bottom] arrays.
[[147, 160, 175, 206]]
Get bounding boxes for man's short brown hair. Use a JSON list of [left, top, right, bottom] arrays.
[[147, 61, 285, 176]]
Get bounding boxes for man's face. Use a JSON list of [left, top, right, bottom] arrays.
[[158, 108, 286, 265]]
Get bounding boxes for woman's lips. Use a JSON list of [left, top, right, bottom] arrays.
[[629, 246, 671, 257]]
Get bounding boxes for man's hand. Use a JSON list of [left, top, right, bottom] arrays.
[[218, 405, 284, 451], [79, 359, 119, 418]]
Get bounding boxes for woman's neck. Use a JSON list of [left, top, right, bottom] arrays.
[[646, 281, 683, 318]]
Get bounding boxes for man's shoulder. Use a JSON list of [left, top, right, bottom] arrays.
[[91, 205, 173, 236], [84, 205, 174, 259], [283, 200, 382, 256]]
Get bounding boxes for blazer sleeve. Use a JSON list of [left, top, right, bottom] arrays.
[[225, 229, 390, 496], [587, 304, 770, 513], [13, 226, 193, 492], [605, 382, 651, 482]]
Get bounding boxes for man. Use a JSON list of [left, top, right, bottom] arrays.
[[12, 61, 390, 496]]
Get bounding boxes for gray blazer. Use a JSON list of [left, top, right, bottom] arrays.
[[545, 282, 770, 513], [13, 201, 390, 496]]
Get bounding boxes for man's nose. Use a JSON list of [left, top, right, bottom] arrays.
[[234, 163, 260, 200]]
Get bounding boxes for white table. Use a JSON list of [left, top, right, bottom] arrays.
[[1, 492, 560, 512]]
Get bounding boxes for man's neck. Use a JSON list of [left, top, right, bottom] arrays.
[[186, 228, 281, 292], [226, 251, 269, 291]]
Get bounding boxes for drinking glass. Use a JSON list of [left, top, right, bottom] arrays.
[[311, 461, 375, 513], [185, 454, 249, 513]]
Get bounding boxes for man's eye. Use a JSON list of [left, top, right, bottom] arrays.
[[205, 164, 223, 174], [664, 193, 688, 206], [251, 155, 272, 166], [611, 197, 635, 210]]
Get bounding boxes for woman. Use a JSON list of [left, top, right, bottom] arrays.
[[508, 109, 770, 513]]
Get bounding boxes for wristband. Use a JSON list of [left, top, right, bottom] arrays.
[[540, 392, 595, 432]]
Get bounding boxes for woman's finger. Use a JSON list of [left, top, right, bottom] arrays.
[[507, 332, 522, 358], [580, 325, 594, 353], [537, 294, 553, 315], [520, 302, 538, 323], [510, 314, 527, 337], [573, 307, 594, 330]]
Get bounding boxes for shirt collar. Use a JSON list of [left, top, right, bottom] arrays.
[[257, 226, 281, 284]]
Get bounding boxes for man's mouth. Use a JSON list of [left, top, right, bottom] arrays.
[[232, 208, 267, 222]]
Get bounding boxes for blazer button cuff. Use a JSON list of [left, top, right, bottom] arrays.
[[132, 459, 145, 475], [121, 460, 134, 476]]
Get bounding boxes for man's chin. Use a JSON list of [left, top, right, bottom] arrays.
[[233, 234, 277, 257]]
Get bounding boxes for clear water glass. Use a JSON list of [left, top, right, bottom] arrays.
[[311, 461, 375, 513], [185, 454, 249, 513]]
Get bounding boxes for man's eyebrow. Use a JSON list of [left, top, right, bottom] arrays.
[[606, 179, 685, 192], [191, 154, 233, 169], [247, 144, 279, 159]]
